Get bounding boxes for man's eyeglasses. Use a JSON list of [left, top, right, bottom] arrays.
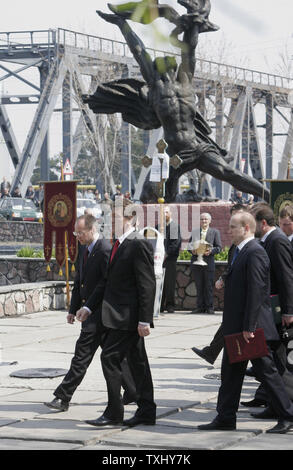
[[73, 231, 87, 237]]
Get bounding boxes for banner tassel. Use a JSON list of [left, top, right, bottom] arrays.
[[59, 268, 63, 276], [71, 264, 75, 272], [46, 264, 51, 272]]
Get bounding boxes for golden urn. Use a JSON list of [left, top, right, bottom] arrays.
[[192, 240, 213, 266]]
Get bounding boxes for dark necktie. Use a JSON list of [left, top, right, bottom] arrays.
[[83, 247, 89, 266], [110, 239, 120, 263], [231, 246, 240, 265]]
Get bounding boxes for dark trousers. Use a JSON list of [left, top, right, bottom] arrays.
[[161, 258, 177, 310], [203, 323, 225, 362], [255, 334, 293, 402], [217, 345, 293, 424], [101, 329, 156, 421], [54, 328, 136, 403], [191, 265, 214, 311], [205, 323, 293, 403]]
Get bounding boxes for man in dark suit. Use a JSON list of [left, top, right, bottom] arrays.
[[191, 204, 247, 364], [198, 211, 293, 434], [189, 212, 221, 314], [44, 214, 136, 411], [279, 204, 293, 248], [246, 203, 293, 415], [160, 206, 182, 313], [77, 198, 157, 427]]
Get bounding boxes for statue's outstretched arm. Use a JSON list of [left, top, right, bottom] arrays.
[[97, 10, 154, 84]]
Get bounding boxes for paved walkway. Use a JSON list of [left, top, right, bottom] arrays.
[[0, 310, 292, 453]]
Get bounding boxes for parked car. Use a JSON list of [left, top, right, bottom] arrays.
[[0, 197, 43, 222], [76, 198, 102, 219]]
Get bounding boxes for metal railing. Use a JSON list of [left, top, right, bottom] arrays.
[[0, 29, 56, 51], [57, 28, 293, 90], [0, 28, 292, 91]]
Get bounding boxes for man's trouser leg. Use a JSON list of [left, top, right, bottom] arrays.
[[54, 329, 101, 403]]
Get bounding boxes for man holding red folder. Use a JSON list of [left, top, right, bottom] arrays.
[[198, 211, 293, 434]]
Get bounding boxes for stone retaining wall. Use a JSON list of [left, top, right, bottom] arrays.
[[175, 261, 226, 311], [0, 281, 68, 317], [0, 257, 75, 286], [0, 221, 43, 243]]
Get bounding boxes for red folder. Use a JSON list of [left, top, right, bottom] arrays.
[[224, 328, 268, 364]]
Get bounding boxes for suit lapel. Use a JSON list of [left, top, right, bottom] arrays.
[[227, 240, 253, 275], [81, 239, 100, 280], [108, 237, 132, 271]]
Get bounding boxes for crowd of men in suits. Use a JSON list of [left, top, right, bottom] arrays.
[[44, 197, 293, 434]]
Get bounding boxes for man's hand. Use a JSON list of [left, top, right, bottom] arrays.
[[67, 313, 75, 324], [243, 331, 254, 344], [215, 279, 224, 290], [138, 324, 151, 337], [76, 308, 90, 322], [282, 315, 293, 327]]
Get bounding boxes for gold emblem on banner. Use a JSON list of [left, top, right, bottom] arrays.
[[273, 192, 293, 219], [47, 193, 73, 228]]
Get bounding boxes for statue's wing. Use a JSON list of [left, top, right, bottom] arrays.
[[82, 78, 161, 130]]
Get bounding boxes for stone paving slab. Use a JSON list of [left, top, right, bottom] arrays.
[[0, 418, 125, 446], [98, 424, 258, 450], [0, 401, 48, 420], [228, 433, 293, 450], [1, 389, 107, 404], [156, 406, 275, 433], [0, 418, 20, 427], [0, 439, 80, 450]]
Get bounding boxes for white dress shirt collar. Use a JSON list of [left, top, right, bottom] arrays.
[[118, 226, 135, 245], [87, 233, 99, 254], [237, 236, 254, 251], [261, 226, 276, 243]]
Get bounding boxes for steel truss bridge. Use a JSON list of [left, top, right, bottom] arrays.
[[0, 28, 292, 200]]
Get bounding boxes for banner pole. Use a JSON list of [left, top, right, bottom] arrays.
[[60, 158, 71, 310]]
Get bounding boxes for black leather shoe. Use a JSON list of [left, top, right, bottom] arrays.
[[44, 398, 69, 412], [240, 398, 267, 407], [123, 415, 156, 427], [85, 415, 123, 427], [250, 408, 278, 419], [266, 420, 293, 434], [167, 306, 175, 313], [198, 419, 236, 431], [191, 347, 215, 365]]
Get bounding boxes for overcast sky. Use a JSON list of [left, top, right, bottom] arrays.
[[0, 0, 292, 73]]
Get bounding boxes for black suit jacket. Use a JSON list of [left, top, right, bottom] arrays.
[[222, 239, 279, 342], [86, 232, 156, 331], [163, 221, 182, 262], [189, 227, 222, 270], [70, 237, 112, 331], [262, 228, 293, 316]]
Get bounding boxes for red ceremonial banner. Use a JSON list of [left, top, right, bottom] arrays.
[[43, 181, 78, 267]]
